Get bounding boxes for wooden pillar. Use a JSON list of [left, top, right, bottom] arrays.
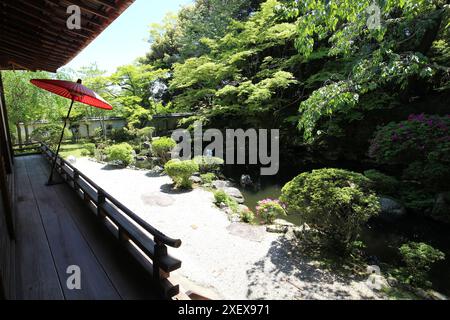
[[0, 72, 13, 173], [0, 71, 14, 240]]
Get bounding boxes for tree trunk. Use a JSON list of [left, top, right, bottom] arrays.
[[418, 10, 443, 55], [24, 124, 29, 143], [16, 123, 22, 147], [101, 117, 107, 141]]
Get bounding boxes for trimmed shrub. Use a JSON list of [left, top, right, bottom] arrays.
[[200, 173, 216, 184], [240, 209, 255, 223], [164, 159, 199, 189], [213, 190, 238, 212], [80, 149, 91, 157], [193, 156, 224, 173], [364, 169, 399, 196], [84, 143, 96, 156], [31, 124, 72, 147], [136, 127, 154, 141], [152, 137, 176, 163], [256, 199, 286, 224], [110, 127, 135, 143], [214, 190, 229, 204], [280, 168, 380, 252], [106, 143, 134, 166], [398, 242, 445, 287]]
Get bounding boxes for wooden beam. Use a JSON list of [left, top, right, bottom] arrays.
[[0, 0, 136, 72], [50, 0, 110, 20]]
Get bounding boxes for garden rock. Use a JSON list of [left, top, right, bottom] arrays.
[[218, 202, 227, 209], [366, 265, 381, 276], [240, 174, 253, 187], [387, 276, 398, 287], [379, 197, 406, 220], [190, 176, 202, 184], [143, 141, 151, 149], [431, 192, 450, 223], [292, 224, 314, 239], [427, 290, 448, 300], [223, 187, 245, 204], [148, 166, 163, 175], [136, 156, 147, 162], [273, 219, 294, 227], [211, 180, 234, 189], [238, 204, 250, 213], [230, 214, 241, 223], [266, 224, 289, 234], [366, 274, 390, 291]]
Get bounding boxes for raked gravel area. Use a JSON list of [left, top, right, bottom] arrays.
[[72, 158, 384, 300]]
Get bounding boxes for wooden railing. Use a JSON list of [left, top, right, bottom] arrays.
[[40, 144, 182, 298], [12, 142, 42, 156]]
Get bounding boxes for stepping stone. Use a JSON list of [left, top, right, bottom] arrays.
[[141, 192, 175, 207], [226, 223, 266, 242]]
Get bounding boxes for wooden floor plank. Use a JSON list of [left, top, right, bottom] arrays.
[[14, 157, 64, 300], [34, 157, 159, 300], [24, 156, 120, 300]]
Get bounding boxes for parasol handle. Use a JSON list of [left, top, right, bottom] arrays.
[[47, 98, 75, 185]]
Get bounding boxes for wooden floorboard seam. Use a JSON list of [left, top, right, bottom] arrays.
[[22, 157, 67, 300], [25, 156, 120, 299], [34, 157, 126, 300], [14, 157, 64, 300]]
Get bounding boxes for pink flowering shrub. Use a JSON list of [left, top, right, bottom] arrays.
[[256, 199, 286, 224], [369, 114, 450, 164], [369, 114, 450, 192]]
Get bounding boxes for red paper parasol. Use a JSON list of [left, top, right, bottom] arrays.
[[30, 79, 113, 110], [30, 78, 113, 185]]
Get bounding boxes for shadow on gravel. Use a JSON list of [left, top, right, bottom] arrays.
[[101, 164, 126, 171], [160, 183, 194, 195], [245, 237, 356, 300]]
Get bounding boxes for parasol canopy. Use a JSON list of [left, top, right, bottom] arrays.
[[30, 79, 113, 110], [30, 78, 112, 185]]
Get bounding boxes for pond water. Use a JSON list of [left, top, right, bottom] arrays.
[[236, 181, 450, 296]]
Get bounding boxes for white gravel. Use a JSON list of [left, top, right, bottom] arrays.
[[72, 158, 384, 300]]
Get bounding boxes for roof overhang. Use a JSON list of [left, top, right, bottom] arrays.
[[0, 0, 134, 72]]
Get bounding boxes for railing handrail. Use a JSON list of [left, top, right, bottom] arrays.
[[41, 144, 181, 248]]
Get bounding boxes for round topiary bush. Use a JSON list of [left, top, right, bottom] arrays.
[[106, 143, 134, 167], [280, 168, 381, 252], [193, 156, 224, 173], [152, 137, 177, 163], [164, 159, 199, 189]]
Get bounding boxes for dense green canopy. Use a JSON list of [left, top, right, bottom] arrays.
[[3, 0, 449, 164]]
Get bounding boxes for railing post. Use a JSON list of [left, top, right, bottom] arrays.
[[73, 169, 79, 190], [153, 238, 168, 282], [97, 188, 106, 220], [118, 227, 129, 244], [60, 161, 66, 181]]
